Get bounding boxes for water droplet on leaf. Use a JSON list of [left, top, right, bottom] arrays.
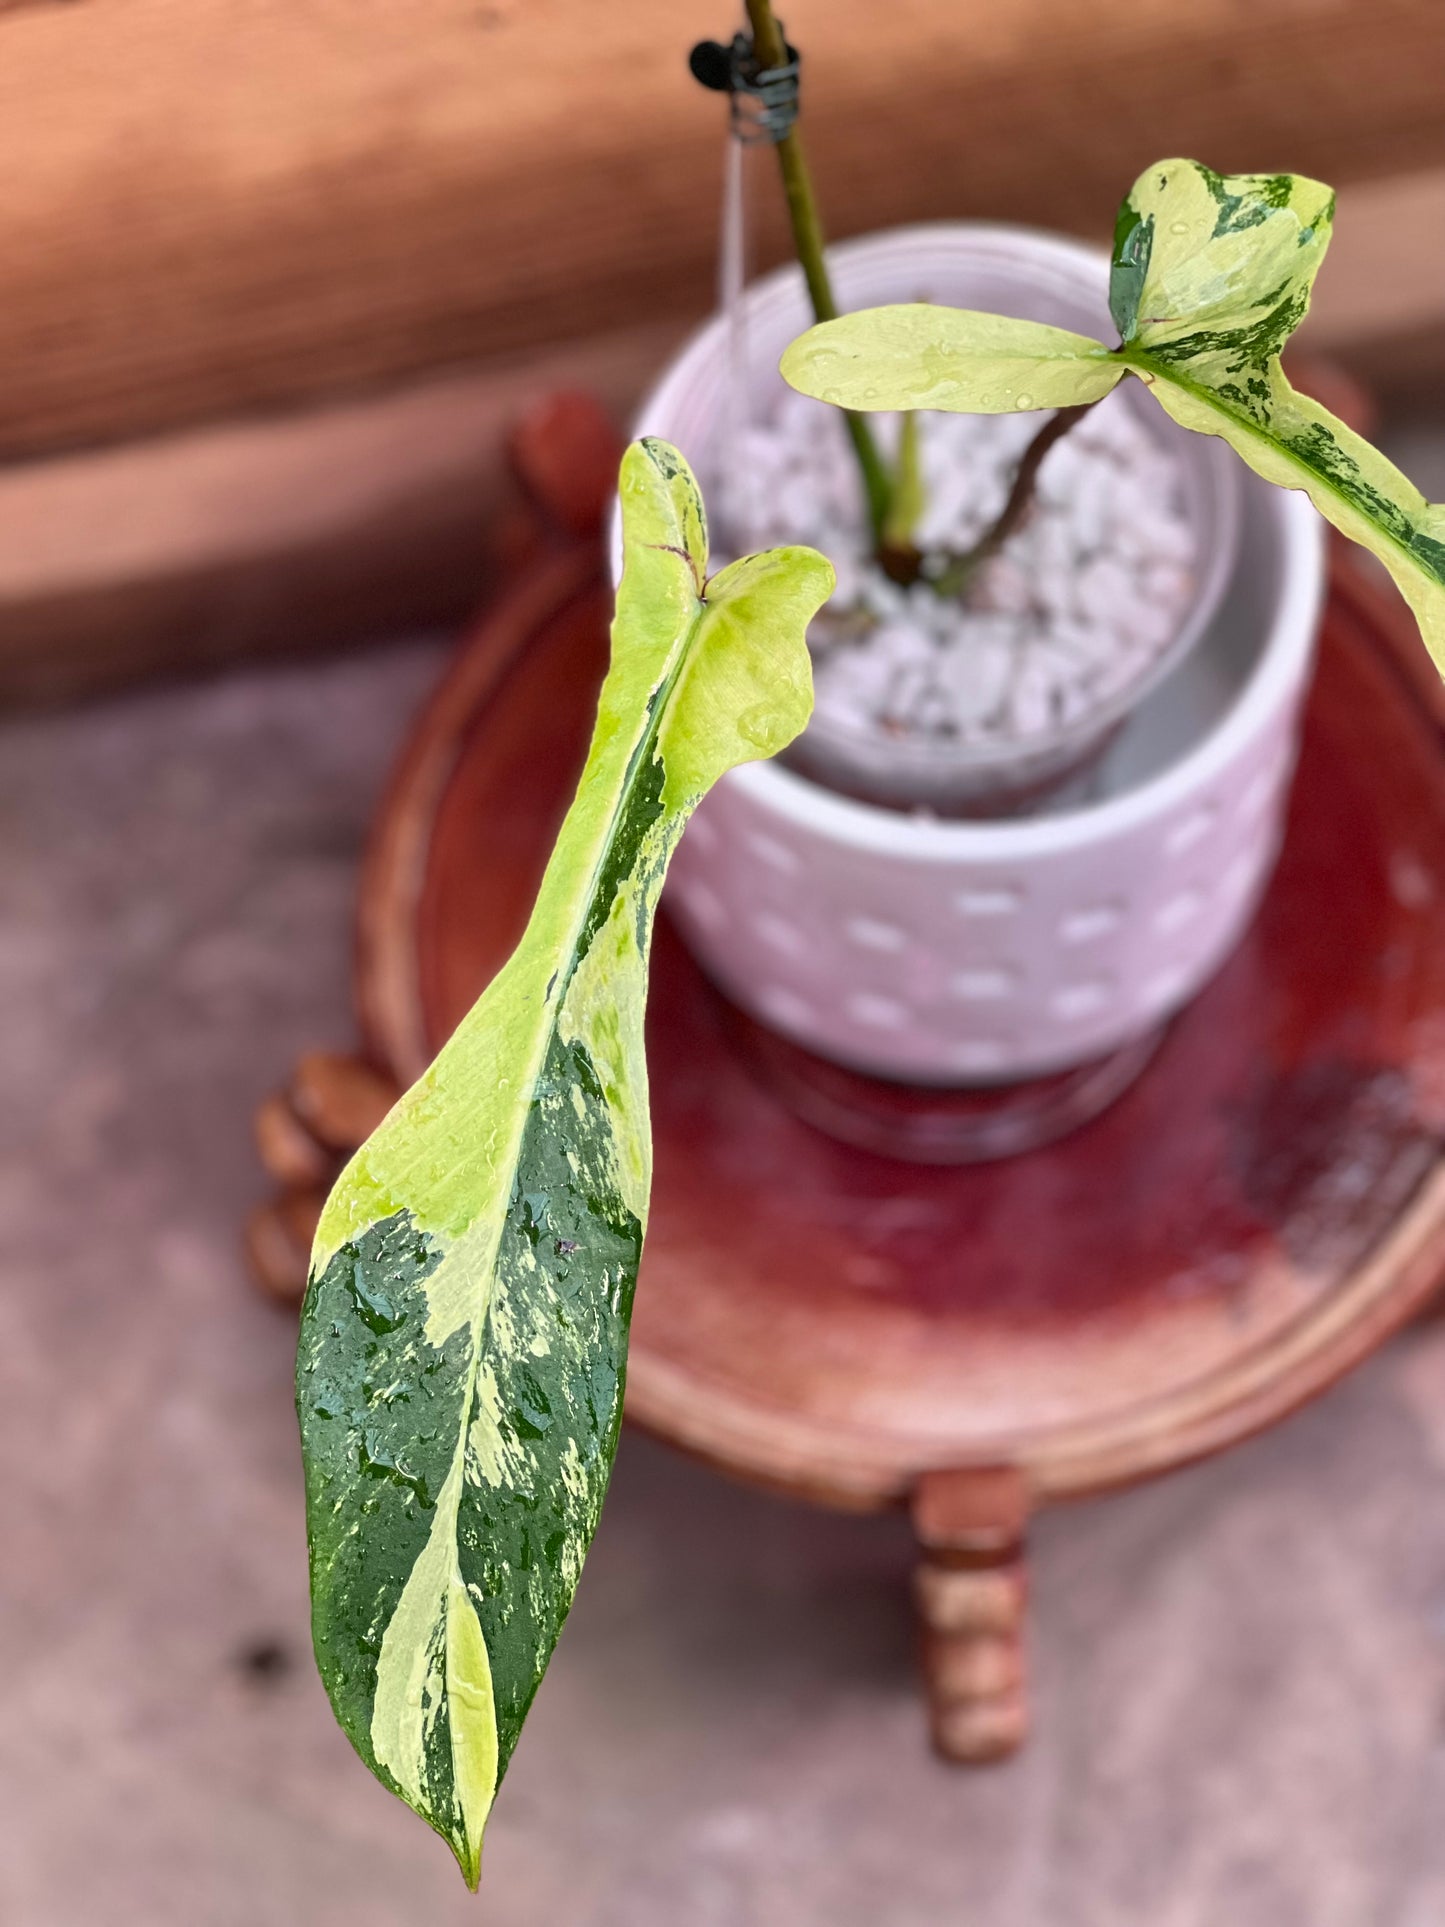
[[737, 702, 778, 750]]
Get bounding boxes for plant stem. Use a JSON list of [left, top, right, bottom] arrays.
[[743, 0, 894, 551], [934, 401, 1097, 598]]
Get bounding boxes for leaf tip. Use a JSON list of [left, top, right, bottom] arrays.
[[635, 434, 687, 481], [455, 1834, 484, 1893]]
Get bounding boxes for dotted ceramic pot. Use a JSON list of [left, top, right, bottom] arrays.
[[665, 476, 1321, 1084]]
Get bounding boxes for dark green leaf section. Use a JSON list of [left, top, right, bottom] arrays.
[[1109, 203, 1153, 342], [458, 1029, 642, 1770], [299, 1214, 459, 1787], [1198, 163, 1297, 235], [1266, 421, 1445, 587], [1135, 279, 1312, 385], [298, 1018, 642, 1860], [574, 731, 667, 960]]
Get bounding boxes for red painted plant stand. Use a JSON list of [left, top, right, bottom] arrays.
[[254, 394, 1445, 1763]]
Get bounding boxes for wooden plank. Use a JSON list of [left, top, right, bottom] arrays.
[[2, 157, 1442, 711], [0, 318, 682, 705], [3, 0, 1445, 460]]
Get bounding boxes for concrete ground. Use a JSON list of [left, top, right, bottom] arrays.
[[9, 536, 1445, 1923]]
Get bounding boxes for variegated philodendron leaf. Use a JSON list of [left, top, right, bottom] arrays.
[[780, 158, 1445, 672], [1111, 160, 1445, 666], [297, 438, 832, 1887]]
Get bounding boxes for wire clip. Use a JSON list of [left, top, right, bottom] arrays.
[[689, 31, 801, 145]]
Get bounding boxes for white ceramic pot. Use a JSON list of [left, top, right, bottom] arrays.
[[626, 225, 1327, 1086]]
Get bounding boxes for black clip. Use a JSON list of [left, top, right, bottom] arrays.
[[688, 31, 801, 144]]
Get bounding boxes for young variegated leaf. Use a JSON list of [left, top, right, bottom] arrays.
[[296, 437, 832, 1888], [1110, 159, 1445, 668], [779, 158, 1445, 674], [778, 304, 1126, 414]]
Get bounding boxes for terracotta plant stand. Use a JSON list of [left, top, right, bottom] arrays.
[[254, 392, 1445, 1764]]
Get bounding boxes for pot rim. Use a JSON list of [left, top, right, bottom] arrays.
[[728, 481, 1323, 859]]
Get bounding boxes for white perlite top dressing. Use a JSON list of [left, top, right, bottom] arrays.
[[714, 387, 1198, 750]]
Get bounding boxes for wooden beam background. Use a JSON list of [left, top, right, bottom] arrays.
[[1, 0, 1443, 703], [3, 0, 1445, 462]]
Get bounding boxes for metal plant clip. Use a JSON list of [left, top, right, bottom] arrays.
[[688, 29, 801, 145]]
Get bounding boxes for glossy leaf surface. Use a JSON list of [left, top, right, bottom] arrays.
[[780, 303, 1125, 413], [297, 438, 832, 1886]]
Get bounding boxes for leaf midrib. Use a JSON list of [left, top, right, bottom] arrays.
[[425, 568, 708, 1663], [1118, 346, 1434, 585]]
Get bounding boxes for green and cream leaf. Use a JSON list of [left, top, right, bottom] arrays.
[[296, 438, 832, 1887], [779, 303, 1126, 414], [1112, 159, 1445, 669]]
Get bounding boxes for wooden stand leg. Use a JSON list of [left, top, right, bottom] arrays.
[[911, 1466, 1030, 1763], [248, 1050, 401, 1306]]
